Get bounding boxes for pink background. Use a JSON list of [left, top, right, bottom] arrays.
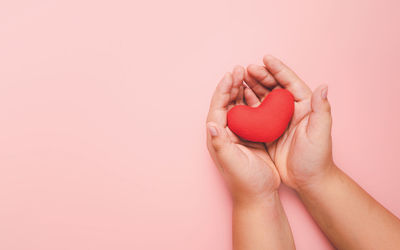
[[1, 0, 399, 249]]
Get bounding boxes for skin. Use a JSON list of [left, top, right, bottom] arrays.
[[244, 55, 332, 190], [244, 55, 400, 249], [206, 66, 295, 250]]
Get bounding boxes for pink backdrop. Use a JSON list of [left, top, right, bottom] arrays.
[[1, 0, 399, 249]]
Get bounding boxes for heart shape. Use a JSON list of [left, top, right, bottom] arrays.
[[227, 88, 294, 142]]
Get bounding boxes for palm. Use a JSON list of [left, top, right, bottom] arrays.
[[226, 90, 278, 184], [266, 99, 312, 188], [224, 113, 280, 194], [229, 134, 280, 195]]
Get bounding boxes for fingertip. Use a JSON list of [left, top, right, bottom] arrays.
[[207, 122, 219, 137], [244, 65, 258, 82], [316, 84, 328, 90], [218, 72, 233, 91], [222, 72, 233, 82], [243, 68, 251, 81], [312, 84, 331, 113], [246, 64, 261, 75], [247, 63, 258, 70], [233, 65, 245, 74], [321, 86, 328, 100], [262, 54, 275, 64], [314, 84, 328, 100], [307, 84, 333, 139], [232, 66, 244, 86], [263, 55, 281, 73]]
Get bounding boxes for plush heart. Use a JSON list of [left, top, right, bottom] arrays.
[[227, 88, 294, 142]]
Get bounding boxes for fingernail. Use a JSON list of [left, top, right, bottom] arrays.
[[321, 87, 328, 100], [208, 125, 218, 137]]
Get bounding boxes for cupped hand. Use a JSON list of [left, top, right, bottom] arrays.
[[243, 55, 335, 190], [206, 66, 280, 202]]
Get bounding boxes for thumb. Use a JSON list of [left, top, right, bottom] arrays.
[[307, 85, 332, 139], [207, 122, 244, 175], [206, 122, 231, 152]]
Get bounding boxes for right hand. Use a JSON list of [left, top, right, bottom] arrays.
[[244, 55, 335, 190]]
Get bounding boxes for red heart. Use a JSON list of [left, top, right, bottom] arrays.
[[227, 89, 294, 142]]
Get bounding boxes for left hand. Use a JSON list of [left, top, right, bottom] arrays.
[[206, 66, 280, 203]]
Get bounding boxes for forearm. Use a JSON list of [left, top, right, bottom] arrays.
[[297, 165, 400, 249], [232, 191, 295, 250]]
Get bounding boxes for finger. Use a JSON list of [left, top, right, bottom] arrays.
[[209, 72, 233, 110], [207, 122, 245, 170], [307, 85, 332, 140], [247, 64, 278, 89], [207, 73, 233, 125], [236, 85, 245, 105], [207, 122, 245, 176], [263, 55, 312, 101], [244, 87, 260, 107], [230, 65, 245, 102], [207, 122, 232, 152], [244, 70, 269, 99]]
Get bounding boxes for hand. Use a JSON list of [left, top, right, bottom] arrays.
[[206, 66, 280, 203], [243, 55, 335, 190]]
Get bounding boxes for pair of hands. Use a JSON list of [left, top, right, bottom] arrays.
[[206, 55, 334, 203]]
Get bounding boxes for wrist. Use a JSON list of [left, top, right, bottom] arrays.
[[232, 191, 285, 225], [294, 162, 339, 194], [233, 191, 280, 210]]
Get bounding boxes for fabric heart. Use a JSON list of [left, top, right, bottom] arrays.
[[227, 88, 294, 142]]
